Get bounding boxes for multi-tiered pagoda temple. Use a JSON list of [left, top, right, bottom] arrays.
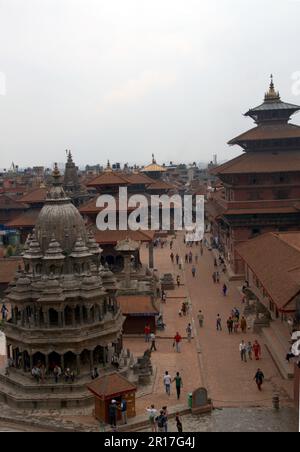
[[208, 77, 300, 276], [0, 165, 124, 409]]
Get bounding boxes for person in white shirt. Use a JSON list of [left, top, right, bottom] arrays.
[[146, 405, 158, 432], [150, 333, 157, 351], [239, 341, 247, 363], [163, 371, 172, 396]]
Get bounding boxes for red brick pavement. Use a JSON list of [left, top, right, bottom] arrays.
[[126, 233, 294, 415]]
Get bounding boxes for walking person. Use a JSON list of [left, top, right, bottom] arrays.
[[176, 413, 183, 433], [247, 342, 253, 361], [216, 314, 222, 331], [147, 405, 157, 433], [240, 340, 247, 363], [150, 333, 157, 352], [215, 271, 220, 284], [198, 310, 204, 328], [163, 371, 172, 396], [192, 266, 196, 278], [223, 284, 228, 297], [144, 324, 151, 343], [241, 316, 247, 333], [227, 317, 234, 334], [177, 275, 181, 288], [253, 340, 262, 361], [212, 272, 216, 284], [233, 316, 239, 334], [174, 332, 182, 353], [186, 323, 192, 343], [176, 254, 180, 265], [173, 372, 183, 400], [170, 252, 174, 264], [254, 369, 265, 391]]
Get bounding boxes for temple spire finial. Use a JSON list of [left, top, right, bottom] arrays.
[[105, 160, 112, 172], [265, 74, 280, 101], [52, 162, 61, 179], [152, 154, 156, 164]]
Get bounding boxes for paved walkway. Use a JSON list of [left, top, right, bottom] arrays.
[[124, 232, 294, 418], [139, 407, 298, 433]]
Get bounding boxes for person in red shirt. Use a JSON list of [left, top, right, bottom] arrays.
[[174, 332, 182, 353], [144, 324, 151, 343], [253, 340, 262, 361]]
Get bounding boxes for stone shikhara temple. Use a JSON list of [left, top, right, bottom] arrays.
[[0, 164, 125, 409]]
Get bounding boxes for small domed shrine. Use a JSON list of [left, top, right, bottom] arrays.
[[0, 164, 124, 409]]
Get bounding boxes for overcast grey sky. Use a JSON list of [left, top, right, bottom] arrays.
[[0, 0, 300, 169]]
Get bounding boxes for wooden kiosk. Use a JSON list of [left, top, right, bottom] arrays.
[[87, 372, 137, 424]]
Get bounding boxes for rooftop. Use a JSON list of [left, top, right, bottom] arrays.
[[18, 188, 48, 205], [228, 123, 300, 146], [236, 232, 300, 311], [87, 372, 137, 399], [211, 150, 300, 175], [117, 295, 159, 316], [5, 209, 41, 228]]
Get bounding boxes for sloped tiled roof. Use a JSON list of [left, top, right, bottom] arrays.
[[5, 209, 40, 228], [87, 172, 130, 187], [117, 295, 159, 315], [18, 188, 48, 204], [211, 150, 300, 175], [0, 195, 28, 210], [237, 232, 300, 311], [93, 229, 155, 245], [229, 123, 300, 145], [87, 372, 137, 400]]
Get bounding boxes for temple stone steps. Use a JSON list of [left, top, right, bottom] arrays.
[[262, 325, 294, 380], [0, 379, 94, 409]]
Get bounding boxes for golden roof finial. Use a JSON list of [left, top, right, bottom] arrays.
[[265, 74, 280, 101], [104, 160, 112, 172], [52, 162, 61, 185], [152, 154, 156, 164]]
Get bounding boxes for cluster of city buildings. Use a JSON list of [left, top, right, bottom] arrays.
[[0, 77, 299, 413]]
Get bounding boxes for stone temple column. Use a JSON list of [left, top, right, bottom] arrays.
[[72, 308, 76, 327], [76, 354, 81, 376], [90, 350, 94, 371], [45, 354, 49, 372], [79, 306, 84, 324]]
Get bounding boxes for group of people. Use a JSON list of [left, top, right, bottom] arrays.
[[109, 398, 128, 430], [31, 363, 76, 384], [226, 309, 248, 334], [239, 340, 262, 363], [163, 371, 183, 399], [179, 300, 190, 317], [147, 405, 183, 433]]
